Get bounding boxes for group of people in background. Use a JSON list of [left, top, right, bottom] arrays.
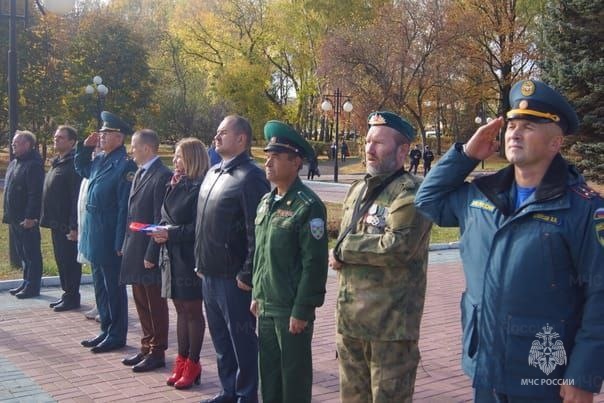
[[3, 79, 603, 403], [408, 143, 434, 176]]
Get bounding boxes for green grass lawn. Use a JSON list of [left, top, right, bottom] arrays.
[[0, 190, 92, 280]]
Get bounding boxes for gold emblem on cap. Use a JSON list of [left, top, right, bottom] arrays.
[[520, 80, 535, 97], [368, 113, 387, 125], [270, 137, 277, 144], [519, 100, 529, 110]]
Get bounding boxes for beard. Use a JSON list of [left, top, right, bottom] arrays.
[[366, 151, 399, 176]]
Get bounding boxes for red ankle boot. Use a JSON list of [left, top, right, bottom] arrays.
[[174, 358, 201, 389], [166, 354, 187, 386]]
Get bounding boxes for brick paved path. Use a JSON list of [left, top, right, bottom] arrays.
[[1, 250, 602, 402]]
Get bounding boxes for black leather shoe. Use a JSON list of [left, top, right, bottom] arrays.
[[49, 298, 63, 308], [81, 334, 107, 348], [91, 340, 125, 354], [9, 283, 25, 295], [132, 355, 165, 372], [15, 288, 40, 299], [201, 394, 236, 403], [53, 300, 80, 312], [122, 352, 146, 366]]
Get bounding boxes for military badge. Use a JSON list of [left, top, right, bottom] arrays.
[[277, 209, 294, 217], [519, 100, 529, 110], [368, 113, 387, 125], [309, 218, 325, 240], [365, 204, 387, 233], [126, 171, 136, 182], [520, 80, 535, 96]]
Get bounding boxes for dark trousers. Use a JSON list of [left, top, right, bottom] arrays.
[[9, 223, 43, 293], [409, 160, 419, 174], [50, 228, 81, 301], [202, 275, 258, 402], [258, 315, 313, 403], [132, 283, 169, 357], [91, 262, 128, 344]]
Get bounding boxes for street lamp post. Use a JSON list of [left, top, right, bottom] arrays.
[[4, 0, 75, 158], [85, 76, 109, 129], [321, 88, 352, 183]]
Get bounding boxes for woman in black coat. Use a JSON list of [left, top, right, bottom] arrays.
[[150, 138, 209, 389]]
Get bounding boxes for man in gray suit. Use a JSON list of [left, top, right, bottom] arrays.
[[120, 129, 172, 372]]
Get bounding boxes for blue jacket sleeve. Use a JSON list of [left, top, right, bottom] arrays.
[[414, 145, 480, 227], [563, 196, 604, 393], [74, 141, 94, 179], [115, 160, 137, 253]]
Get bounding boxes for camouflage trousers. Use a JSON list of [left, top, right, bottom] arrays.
[[336, 333, 420, 403]]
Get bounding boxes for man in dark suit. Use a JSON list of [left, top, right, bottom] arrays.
[[120, 129, 172, 372], [75, 111, 137, 353], [3, 130, 45, 299], [40, 125, 82, 311]]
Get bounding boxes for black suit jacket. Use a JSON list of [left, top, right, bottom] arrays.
[[120, 158, 172, 285]]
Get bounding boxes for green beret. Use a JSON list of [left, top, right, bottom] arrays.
[[263, 120, 314, 160], [367, 111, 415, 141], [507, 80, 579, 135], [99, 111, 133, 135]]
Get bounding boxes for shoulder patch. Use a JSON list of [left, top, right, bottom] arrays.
[[309, 218, 325, 240], [571, 184, 600, 200], [297, 190, 315, 206]]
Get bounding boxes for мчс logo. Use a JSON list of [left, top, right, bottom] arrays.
[[528, 324, 567, 375]]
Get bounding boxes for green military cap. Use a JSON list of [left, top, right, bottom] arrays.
[[367, 111, 416, 141], [99, 111, 133, 135], [264, 120, 315, 160], [507, 80, 579, 135]]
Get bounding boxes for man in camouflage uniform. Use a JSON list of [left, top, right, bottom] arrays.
[[252, 121, 328, 403], [329, 111, 432, 403]]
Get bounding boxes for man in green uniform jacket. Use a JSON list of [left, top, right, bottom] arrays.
[[329, 111, 432, 403], [251, 120, 328, 403]]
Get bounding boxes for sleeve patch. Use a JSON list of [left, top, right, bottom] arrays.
[[309, 218, 325, 240]]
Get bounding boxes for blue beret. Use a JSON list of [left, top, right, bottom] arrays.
[[367, 111, 415, 141], [507, 80, 579, 135], [99, 111, 133, 135], [264, 120, 314, 160]]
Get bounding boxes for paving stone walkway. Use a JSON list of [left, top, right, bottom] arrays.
[[1, 250, 601, 402]]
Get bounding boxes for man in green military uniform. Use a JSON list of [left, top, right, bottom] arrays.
[[251, 120, 328, 403], [329, 111, 432, 403]]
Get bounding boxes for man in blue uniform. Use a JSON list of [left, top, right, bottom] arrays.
[[415, 80, 604, 402], [75, 111, 137, 353]]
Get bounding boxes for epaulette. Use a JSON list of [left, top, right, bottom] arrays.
[[297, 190, 315, 206], [571, 183, 601, 200]]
